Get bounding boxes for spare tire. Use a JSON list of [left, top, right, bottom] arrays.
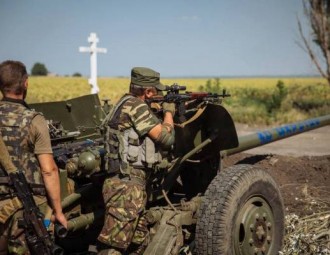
[[195, 164, 284, 255]]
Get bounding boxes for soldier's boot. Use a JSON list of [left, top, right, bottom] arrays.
[[129, 225, 150, 255]]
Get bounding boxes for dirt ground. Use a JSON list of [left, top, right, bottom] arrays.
[[223, 125, 330, 216]]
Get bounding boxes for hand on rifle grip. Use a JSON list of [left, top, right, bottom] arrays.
[[150, 102, 162, 113], [162, 102, 176, 116]]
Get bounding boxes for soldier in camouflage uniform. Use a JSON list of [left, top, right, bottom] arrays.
[[97, 67, 176, 255], [0, 60, 67, 255]]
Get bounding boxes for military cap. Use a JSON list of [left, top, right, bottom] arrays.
[[130, 67, 166, 91]]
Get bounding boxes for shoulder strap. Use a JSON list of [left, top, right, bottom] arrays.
[[101, 94, 134, 128]]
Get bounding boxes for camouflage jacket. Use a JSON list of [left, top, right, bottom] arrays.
[[0, 101, 45, 197], [104, 94, 162, 175]]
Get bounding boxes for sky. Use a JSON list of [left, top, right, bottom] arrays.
[[0, 0, 319, 77]]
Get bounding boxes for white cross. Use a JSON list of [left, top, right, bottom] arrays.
[[79, 33, 107, 94]]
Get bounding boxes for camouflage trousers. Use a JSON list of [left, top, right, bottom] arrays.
[[97, 175, 149, 253], [0, 196, 47, 255]]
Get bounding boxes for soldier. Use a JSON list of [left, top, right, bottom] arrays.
[[0, 60, 67, 254], [97, 67, 176, 255]]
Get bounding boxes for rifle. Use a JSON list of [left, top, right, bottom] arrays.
[[0, 136, 63, 255], [146, 83, 231, 122]]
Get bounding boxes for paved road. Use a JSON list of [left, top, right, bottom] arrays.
[[235, 124, 330, 157]]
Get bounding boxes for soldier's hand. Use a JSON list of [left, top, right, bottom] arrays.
[[162, 102, 176, 116], [150, 102, 162, 113], [53, 211, 68, 229]]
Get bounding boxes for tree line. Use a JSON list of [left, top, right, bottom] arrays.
[[30, 62, 81, 77]]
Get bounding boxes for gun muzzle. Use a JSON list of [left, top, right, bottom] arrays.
[[55, 223, 68, 238]]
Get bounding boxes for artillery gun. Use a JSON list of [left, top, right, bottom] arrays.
[[30, 91, 330, 255]]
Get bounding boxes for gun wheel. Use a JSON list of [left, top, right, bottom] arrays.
[[195, 164, 284, 255]]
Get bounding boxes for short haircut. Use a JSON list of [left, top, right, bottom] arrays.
[[0, 60, 28, 95]]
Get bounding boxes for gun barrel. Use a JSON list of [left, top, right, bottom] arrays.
[[61, 184, 93, 209], [61, 192, 82, 209], [55, 210, 103, 238], [222, 114, 330, 156]]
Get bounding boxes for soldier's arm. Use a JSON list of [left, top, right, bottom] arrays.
[[148, 111, 175, 148], [31, 115, 67, 228], [148, 112, 173, 137], [130, 98, 175, 148], [37, 154, 67, 228]]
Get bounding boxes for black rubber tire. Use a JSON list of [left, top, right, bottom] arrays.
[[195, 164, 284, 255]]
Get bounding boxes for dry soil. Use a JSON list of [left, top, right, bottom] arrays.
[[223, 124, 330, 216]]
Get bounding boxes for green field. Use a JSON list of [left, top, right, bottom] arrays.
[[26, 76, 330, 125]]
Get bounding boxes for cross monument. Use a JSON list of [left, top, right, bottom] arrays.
[[79, 33, 107, 94]]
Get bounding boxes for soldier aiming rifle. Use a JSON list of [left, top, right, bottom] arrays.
[[146, 83, 230, 122]]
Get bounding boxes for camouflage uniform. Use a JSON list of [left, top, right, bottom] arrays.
[[98, 95, 161, 254], [0, 100, 51, 255]]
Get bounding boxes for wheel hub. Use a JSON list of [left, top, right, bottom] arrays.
[[234, 197, 275, 255]]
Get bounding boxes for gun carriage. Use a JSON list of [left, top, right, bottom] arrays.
[[27, 85, 330, 255]]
